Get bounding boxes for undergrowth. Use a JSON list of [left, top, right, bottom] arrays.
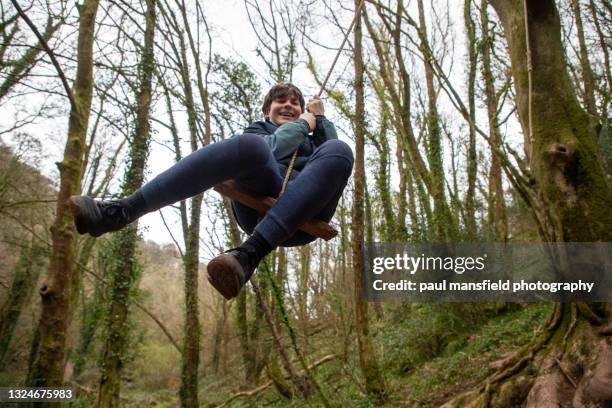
[[219, 302, 551, 408]]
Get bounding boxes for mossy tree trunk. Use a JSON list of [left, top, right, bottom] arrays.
[[297, 245, 310, 328], [464, 0, 478, 241], [351, 0, 386, 400], [365, 191, 385, 321], [96, 1, 155, 405], [177, 92, 203, 407], [151, 2, 205, 405], [0, 239, 45, 369], [73, 267, 105, 379], [179, 195, 202, 408], [364, 2, 433, 240], [366, 0, 458, 241], [490, 0, 611, 243], [444, 1, 612, 405], [210, 298, 228, 374], [27, 0, 99, 390], [251, 275, 308, 399], [416, 0, 458, 242], [479, 0, 508, 242]]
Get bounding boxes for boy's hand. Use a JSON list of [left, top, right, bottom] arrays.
[[300, 112, 316, 131], [306, 96, 325, 116]]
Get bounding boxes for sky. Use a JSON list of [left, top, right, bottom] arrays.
[[0, 0, 524, 258]]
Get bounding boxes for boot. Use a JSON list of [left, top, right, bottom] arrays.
[[69, 196, 133, 237], [207, 247, 259, 300]]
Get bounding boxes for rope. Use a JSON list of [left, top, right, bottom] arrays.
[[280, 150, 298, 195], [279, 0, 366, 196], [316, 0, 367, 98]]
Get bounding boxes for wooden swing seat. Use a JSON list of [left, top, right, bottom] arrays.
[[213, 180, 338, 241]]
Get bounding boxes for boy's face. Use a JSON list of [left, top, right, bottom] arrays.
[[265, 95, 303, 125]]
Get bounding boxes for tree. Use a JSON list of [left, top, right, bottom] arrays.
[[351, 0, 386, 400], [27, 0, 100, 389], [97, 0, 156, 405], [464, 0, 478, 240], [0, 239, 45, 368], [415, 0, 457, 241], [444, 1, 612, 404], [490, 0, 610, 242]]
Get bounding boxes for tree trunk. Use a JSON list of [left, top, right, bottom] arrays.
[[234, 289, 256, 383], [0, 240, 45, 368], [570, 0, 597, 118], [177, 44, 204, 408], [297, 245, 310, 326], [179, 194, 202, 408], [27, 0, 99, 389], [251, 277, 307, 398], [97, 1, 155, 405], [479, 0, 508, 242], [73, 271, 105, 379], [490, 0, 611, 242], [352, 0, 386, 400], [210, 298, 228, 374], [365, 189, 384, 321], [587, 0, 612, 117], [416, 0, 457, 242], [464, 0, 478, 241], [365, 2, 436, 234]]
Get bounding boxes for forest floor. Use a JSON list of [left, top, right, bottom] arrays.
[[393, 303, 551, 407], [123, 302, 551, 408]]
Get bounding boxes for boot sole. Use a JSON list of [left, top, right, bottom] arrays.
[[69, 196, 91, 236], [207, 254, 243, 300]]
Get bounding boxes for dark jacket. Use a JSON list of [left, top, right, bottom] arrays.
[[242, 116, 338, 171]]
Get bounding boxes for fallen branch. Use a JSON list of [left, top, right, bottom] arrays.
[[214, 354, 338, 408]]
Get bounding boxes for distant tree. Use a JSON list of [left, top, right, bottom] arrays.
[[97, 0, 156, 405], [479, 0, 508, 242], [464, 0, 478, 240], [351, 0, 386, 400]]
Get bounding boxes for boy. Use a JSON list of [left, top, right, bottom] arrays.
[[70, 83, 354, 299]]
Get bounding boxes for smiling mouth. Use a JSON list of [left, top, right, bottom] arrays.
[[280, 112, 296, 119]]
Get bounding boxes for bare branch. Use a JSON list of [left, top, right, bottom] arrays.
[[8, 0, 74, 110]]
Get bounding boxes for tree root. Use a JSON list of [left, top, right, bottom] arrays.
[[441, 303, 612, 408], [577, 302, 604, 326], [575, 340, 612, 407]]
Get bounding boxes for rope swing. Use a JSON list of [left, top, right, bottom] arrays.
[[214, 0, 366, 241]]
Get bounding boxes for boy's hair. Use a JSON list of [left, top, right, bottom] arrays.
[[262, 83, 305, 116]]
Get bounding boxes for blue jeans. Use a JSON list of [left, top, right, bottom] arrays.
[[139, 134, 354, 248]]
